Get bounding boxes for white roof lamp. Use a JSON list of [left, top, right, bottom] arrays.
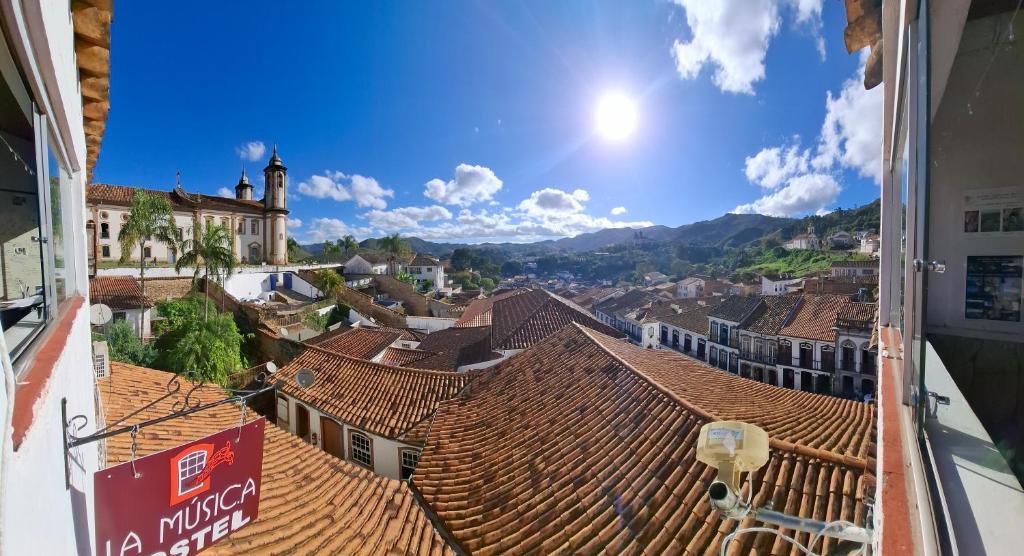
[[697, 421, 873, 554]]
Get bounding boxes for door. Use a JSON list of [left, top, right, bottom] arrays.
[[269, 273, 278, 291], [320, 417, 344, 458], [283, 272, 293, 289], [295, 403, 310, 442]]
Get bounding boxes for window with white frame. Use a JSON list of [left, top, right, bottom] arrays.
[[400, 448, 420, 480], [349, 431, 373, 468], [250, 219, 259, 235]]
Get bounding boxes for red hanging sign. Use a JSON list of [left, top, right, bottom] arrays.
[[95, 418, 265, 556]]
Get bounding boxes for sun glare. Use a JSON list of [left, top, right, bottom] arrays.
[[595, 92, 637, 141]]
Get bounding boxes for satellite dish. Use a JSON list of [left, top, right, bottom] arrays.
[[295, 368, 315, 389], [90, 303, 113, 325], [265, 361, 278, 374], [279, 327, 289, 337]]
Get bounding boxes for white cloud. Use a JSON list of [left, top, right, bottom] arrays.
[[302, 217, 372, 243], [813, 55, 883, 183], [236, 141, 266, 162], [287, 218, 302, 229], [611, 206, 627, 215], [217, 187, 233, 198], [744, 143, 810, 189], [364, 205, 452, 230], [734, 173, 840, 216], [424, 164, 503, 206], [670, 0, 824, 94], [517, 188, 590, 216], [296, 170, 395, 208]]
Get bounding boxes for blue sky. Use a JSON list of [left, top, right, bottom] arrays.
[[95, 1, 881, 244]]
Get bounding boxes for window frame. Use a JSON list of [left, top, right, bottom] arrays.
[[399, 448, 420, 480], [348, 430, 374, 470]]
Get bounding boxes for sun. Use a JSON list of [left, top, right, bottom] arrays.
[[595, 92, 637, 141]]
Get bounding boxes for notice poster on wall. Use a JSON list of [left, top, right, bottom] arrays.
[[965, 256, 1023, 322], [963, 187, 1024, 235]]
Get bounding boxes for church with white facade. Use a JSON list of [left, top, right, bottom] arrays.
[[86, 146, 290, 267]]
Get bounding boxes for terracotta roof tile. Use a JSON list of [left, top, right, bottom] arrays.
[[453, 289, 528, 327], [411, 326, 498, 371], [88, 184, 266, 214], [780, 295, 852, 342], [593, 288, 659, 316], [414, 324, 874, 554], [744, 295, 802, 335], [379, 346, 435, 367], [89, 276, 152, 309], [489, 289, 625, 350], [410, 254, 440, 266], [658, 301, 721, 335], [306, 327, 402, 360], [99, 363, 452, 555], [275, 345, 469, 444], [708, 295, 763, 324]]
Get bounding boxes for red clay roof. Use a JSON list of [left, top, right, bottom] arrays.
[[453, 288, 528, 327], [414, 324, 874, 554], [379, 346, 435, 367], [411, 326, 498, 371], [489, 289, 626, 350], [275, 345, 470, 443], [780, 295, 852, 342], [88, 183, 266, 215], [744, 295, 802, 336], [89, 276, 152, 309], [306, 327, 401, 360], [100, 363, 452, 555]]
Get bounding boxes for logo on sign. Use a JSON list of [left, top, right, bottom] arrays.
[[169, 442, 235, 505]]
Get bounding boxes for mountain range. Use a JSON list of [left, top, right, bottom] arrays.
[[301, 199, 880, 258]]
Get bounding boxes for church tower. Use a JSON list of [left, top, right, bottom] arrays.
[[235, 167, 253, 200], [263, 145, 289, 264]]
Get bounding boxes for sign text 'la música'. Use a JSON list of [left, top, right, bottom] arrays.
[[95, 419, 265, 556]]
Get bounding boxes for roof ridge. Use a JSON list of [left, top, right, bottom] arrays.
[[297, 342, 464, 378], [489, 289, 549, 347], [573, 324, 869, 471]]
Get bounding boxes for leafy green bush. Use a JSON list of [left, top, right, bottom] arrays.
[[150, 295, 248, 386], [326, 304, 350, 327], [104, 319, 156, 367]]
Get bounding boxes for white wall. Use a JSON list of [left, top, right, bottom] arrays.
[[405, 315, 455, 333]]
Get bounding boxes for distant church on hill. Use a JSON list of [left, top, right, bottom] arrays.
[[86, 146, 290, 269]]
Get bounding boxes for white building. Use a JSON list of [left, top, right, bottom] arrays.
[[341, 253, 389, 275], [87, 148, 290, 268], [88, 276, 153, 339], [783, 225, 821, 250], [0, 2, 107, 553], [859, 233, 880, 255], [830, 260, 879, 278], [408, 254, 445, 290], [760, 274, 803, 295]]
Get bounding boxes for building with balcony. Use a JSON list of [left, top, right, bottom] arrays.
[[835, 302, 877, 398], [656, 298, 721, 361], [706, 295, 761, 373], [735, 295, 801, 385], [776, 294, 851, 394]]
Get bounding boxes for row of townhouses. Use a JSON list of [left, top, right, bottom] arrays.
[[594, 291, 877, 400]]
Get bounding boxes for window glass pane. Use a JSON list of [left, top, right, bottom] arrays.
[[47, 139, 75, 303], [0, 82, 46, 362]]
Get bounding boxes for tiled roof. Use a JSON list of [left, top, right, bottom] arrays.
[[141, 277, 195, 302], [379, 346, 435, 367], [490, 289, 625, 350], [410, 254, 440, 267], [570, 287, 620, 309], [376, 326, 426, 342], [275, 345, 469, 443], [838, 302, 877, 323], [414, 324, 874, 554], [411, 326, 498, 371], [658, 301, 721, 335], [306, 327, 401, 360], [780, 295, 852, 342], [708, 294, 763, 324], [89, 276, 152, 309], [744, 295, 801, 335], [100, 363, 452, 555], [453, 288, 527, 327], [88, 184, 266, 214], [352, 252, 389, 265], [592, 288, 659, 316]]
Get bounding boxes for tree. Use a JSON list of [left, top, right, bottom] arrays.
[[341, 235, 359, 253], [104, 319, 156, 366], [479, 277, 495, 292], [175, 222, 237, 320], [379, 233, 410, 275], [312, 269, 343, 298], [304, 311, 328, 332], [395, 270, 415, 285], [167, 309, 246, 386], [118, 190, 179, 338], [500, 260, 523, 277]]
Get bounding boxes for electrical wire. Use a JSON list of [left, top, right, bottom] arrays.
[[720, 526, 813, 556], [807, 520, 859, 555]]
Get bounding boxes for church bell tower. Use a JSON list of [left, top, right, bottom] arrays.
[[263, 145, 289, 264]]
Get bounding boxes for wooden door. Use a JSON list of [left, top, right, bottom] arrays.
[[295, 404, 310, 442], [320, 417, 344, 458]]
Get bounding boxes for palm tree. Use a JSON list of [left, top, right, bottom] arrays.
[[341, 235, 359, 254], [175, 222, 237, 320], [118, 191, 179, 339], [379, 233, 410, 275]]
